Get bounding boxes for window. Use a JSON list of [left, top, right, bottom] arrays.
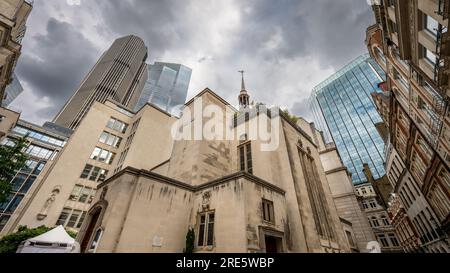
[[381, 215, 390, 226], [424, 14, 439, 37], [106, 118, 128, 134], [76, 212, 87, 229], [80, 164, 93, 179], [69, 185, 83, 202], [198, 212, 215, 247], [56, 208, 88, 229], [388, 233, 400, 247], [424, 46, 437, 65], [89, 167, 101, 181], [90, 147, 115, 164], [99, 131, 122, 148], [369, 200, 377, 209], [67, 210, 82, 228], [262, 199, 275, 223], [79, 187, 94, 204], [25, 145, 55, 160], [371, 217, 380, 227], [238, 143, 253, 174], [12, 126, 65, 147], [346, 231, 356, 247], [80, 164, 108, 182], [88, 228, 103, 253], [378, 234, 389, 247], [56, 208, 71, 226], [69, 185, 95, 204]]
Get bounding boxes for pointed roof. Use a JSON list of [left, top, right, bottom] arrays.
[[239, 70, 247, 92], [27, 226, 75, 245]]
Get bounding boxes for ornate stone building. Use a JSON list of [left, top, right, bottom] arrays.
[[74, 86, 353, 253], [0, 0, 32, 105], [366, 0, 450, 253]]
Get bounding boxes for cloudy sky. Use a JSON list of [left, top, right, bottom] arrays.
[[11, 0, 374, 125]]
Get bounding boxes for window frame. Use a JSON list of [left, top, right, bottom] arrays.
[[197, 211, 215, 248]]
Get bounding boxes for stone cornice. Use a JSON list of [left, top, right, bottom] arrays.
[[100, 167, 286, 195], [325, 166, 348, 175]]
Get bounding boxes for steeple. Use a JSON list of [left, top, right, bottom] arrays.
[[238, 70, 250, 109]]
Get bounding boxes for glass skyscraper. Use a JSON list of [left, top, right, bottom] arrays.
[[134, 62, 192, 115], [309, 54, 386, 185], [2, 73, 23, 107]]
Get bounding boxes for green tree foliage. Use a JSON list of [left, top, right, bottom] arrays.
[[0, 225, 51, 253], [282, 109, 299, 124], [0, 136, 29, 203], [0, 225, 77, 253], [184, 227, 195, 253]]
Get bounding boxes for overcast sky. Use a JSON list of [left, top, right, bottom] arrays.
[[11, 0, 374, 125]]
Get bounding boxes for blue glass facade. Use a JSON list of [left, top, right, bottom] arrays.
[[2, 73, 24, 107], [309, 54, 386, 185], [134, 62, 192, 115]]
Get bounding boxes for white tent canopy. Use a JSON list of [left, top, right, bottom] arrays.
[[17, 226, 80, 253]]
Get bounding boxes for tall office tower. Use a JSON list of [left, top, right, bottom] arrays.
[[53, 35, 148, 130], [0, 0, 32, 106], [134, 62, 191, 115], [2, 73, 23, 107], [366, 0, 450, 253], [309, 54, 387, 185]]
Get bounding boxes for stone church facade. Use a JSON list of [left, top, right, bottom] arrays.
[[76, 88, 352, 253]]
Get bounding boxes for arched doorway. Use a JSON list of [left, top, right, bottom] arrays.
[[80, 209, 101, 253]]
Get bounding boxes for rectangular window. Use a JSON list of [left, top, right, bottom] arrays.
[[89, 167, 101, 181], [90, 147, 115, 164], [262, 199, 275, 223], [79, 187, 93, 203], [76, 212, 87, 229], [107, 118, 128, 134], [239, 146, 245, 171], [69, 185, 83, 202], [378, 234, 389, 247], [346, 231, 356, 247], [389, 233, 400, 247], [80, 164, 93, 179], [98, 169, 109, 182], [198, 212, 215, 247], [424, 14, 439, 37], [99, 131, 122, 148], [424, 46, 437, 65], [238, 143, 253, 174], [66, 210, 81, 228], [198, 214, 206, 247], [56, 208, 71, 226]]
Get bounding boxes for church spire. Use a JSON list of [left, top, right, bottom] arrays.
[[238, 70, 250, 109]]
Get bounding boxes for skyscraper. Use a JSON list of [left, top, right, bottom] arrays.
[[53, 35, 148, 130], [309, 54, 386, 185], [134, 62, 191, 115], [2, 73, 24, 107]]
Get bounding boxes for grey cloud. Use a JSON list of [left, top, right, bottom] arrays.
[[15, 17, 99, 121], [291, 98, 313, 122], [13, 0, 373, 125]]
